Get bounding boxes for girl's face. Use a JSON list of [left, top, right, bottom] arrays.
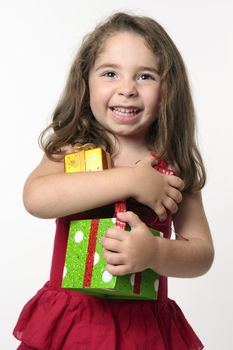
[[88, 31, 161, 143]]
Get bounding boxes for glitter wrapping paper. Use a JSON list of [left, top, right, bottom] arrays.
[[64, 147, 111, 173], [62, 218, 161, 300]]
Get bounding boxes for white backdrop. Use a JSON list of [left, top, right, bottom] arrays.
[[1, 1, 232, 349]]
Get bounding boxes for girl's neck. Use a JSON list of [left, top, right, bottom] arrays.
[[111, 136, 151, 167]]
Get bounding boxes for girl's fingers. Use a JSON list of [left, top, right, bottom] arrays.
[[155, 206, 167, 221], [103, 250, 124, 265], [135, 153, 158, 167], [168, 176, 184, 191], [167, 187, 183, 203], [116, 211, 144, 230], [104, 228, 125, 240], [101, 236, 122, 251], [106, 264, 128, 276], [162, 197, 178, 214]]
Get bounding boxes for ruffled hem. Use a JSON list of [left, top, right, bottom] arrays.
[[13, 282, 203, 350]]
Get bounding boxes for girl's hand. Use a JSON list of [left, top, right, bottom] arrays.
[[132, 154, 184, 221], [101, 211, 159, 276]]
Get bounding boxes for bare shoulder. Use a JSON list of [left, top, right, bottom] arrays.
[[173, 191, 212, 242]]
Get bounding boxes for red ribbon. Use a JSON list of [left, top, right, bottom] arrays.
[[133, 272, 141, 294], [154, 159, 176, 175], [114, 201, 126, 229], [83, 219, 99, 287]]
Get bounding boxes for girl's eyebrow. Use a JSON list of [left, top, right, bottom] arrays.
[[94, 63, 120, 71], [138, 66, 159, 74], [95, 63, 159, 74]]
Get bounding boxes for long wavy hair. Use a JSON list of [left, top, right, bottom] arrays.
[[39, 12, 206, 192]]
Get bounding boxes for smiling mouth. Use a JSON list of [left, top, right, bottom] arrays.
[[110, 106, 141, 116]]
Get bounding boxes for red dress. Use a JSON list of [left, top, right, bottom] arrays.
[[13, 199, 204, 350]]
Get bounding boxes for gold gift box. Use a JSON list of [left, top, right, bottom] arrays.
[[64, 145, 112, 173]]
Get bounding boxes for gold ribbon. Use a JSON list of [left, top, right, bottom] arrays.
[[71, 143, 96, 152]]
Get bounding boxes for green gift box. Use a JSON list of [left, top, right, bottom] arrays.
[[62, 216, 161, 300]]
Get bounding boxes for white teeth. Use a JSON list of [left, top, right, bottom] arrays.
[[112, 107, 139, 114]]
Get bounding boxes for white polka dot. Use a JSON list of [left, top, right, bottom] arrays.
[[112, 218, 116, 224], [154, 279, 159, 292], [94, 252, 100, 265], [74, 231, 84, 243], [63, 266, 67, 278], [160, 232, 164, 238], [130, 274, 135, 286], [102, 270, 113, 282]]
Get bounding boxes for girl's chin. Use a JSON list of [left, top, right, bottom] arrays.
[[107, 124, 147, 140]]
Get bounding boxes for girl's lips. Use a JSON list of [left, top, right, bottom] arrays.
[[109, 106, 143, 123]]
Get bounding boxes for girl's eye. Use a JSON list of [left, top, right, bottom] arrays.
[[102, 71, 116, 78], [138, 73, 154, 80]]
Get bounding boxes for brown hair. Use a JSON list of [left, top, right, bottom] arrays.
[[39, 12, 206, 192]]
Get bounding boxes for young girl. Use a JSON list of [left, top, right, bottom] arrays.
[[13, 12, 214, 350]]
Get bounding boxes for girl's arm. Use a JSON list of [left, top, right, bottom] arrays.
[[102, 191, 214, 278], [23, 153, 183, 219], [23, 154, 133, 219], [150, 191, 214, 277]]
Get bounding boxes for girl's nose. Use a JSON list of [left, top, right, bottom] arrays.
[[117, 80, 138, 97]]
